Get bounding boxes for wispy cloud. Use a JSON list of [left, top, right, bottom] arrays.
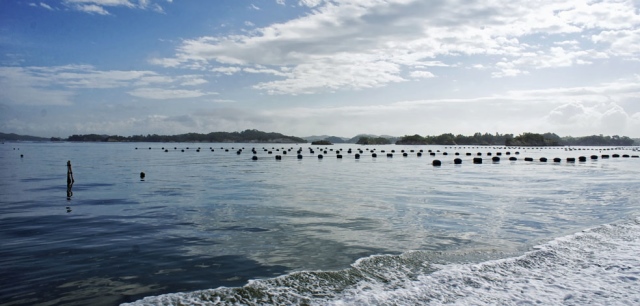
[[40, 2, 54, 10], [128, 88, 217, 99], [59, 0, 169, 15], [0, 65, 213, 105], [0, 67, 75, 106]]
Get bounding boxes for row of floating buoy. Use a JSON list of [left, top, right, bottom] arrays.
[[245, 153, 639, 163], [136, 146, 640, 161]]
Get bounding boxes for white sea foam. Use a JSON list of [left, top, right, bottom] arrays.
[[323, 217, 640, 305], [124, 217, 640, 306]]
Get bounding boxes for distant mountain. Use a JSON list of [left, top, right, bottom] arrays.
[[0, 132, 49, 141], [346, 134, 398, 143], [323, 136, 347, 144], [67, 129, 307, 143], [303, 135, 348, 143]]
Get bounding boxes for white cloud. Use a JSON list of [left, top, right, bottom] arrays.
[[545, 102, 639, 136], [148, 57, 182, 68], [40, 2, 54, 10], [76, 4, 111, 15], [252, 57, 406, 95], [150, 0, 640, 95], [212, 66, 241, 75], [592, 28, 640, 57], [63, 0, 135, 8], [127, 88, 217, 99], [298, 0, 323, 7], [276, 0, 285, 5], [179, 75, 208, 86], [409, 70, 435, 79], [61, 0, 168, 14]]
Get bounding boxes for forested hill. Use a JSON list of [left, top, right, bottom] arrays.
[[67, 129, 306, 143], [0, 132, 49, 141]]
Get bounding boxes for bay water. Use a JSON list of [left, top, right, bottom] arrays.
[[1, 142, 639, 305]]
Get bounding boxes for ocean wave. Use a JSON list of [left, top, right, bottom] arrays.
[[123, 217, 640, 305]]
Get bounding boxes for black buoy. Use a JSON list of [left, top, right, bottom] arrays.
[[417, 152, 422, 157], [591, 155, 598, 160], [140, 172, 145, 180], [524, 157, 533, 162], [20, 154, 24, 158], [402, 153, 408, 157], [492, 156, 500, 162], [466, 153, 472, 156], [509, 157, 517, 161], [579, 156, 587, 162], [297, 154, 303, 159], [454, 158, 462, 164], [553, 157, 561, 162], [355, 153, 360, 159], [567, 157, 576, 163], [318, 154, 323, 159], [165, 149, 168, 152], [387, 153, 393, 158], [336, 154, 343, 159], [372, 153, 377, 158], [601, 155, 610, 159], [432, 160, 441, 166], [275, 155, 282, 160], [540, 157, 547, 162], [473, 157, 482, 164], [252, 156, 258, 161]]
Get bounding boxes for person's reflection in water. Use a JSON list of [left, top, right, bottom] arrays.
[[66, 160, 74, 212]]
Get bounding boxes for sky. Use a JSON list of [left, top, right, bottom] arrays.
[[1, 0, 640, 138]]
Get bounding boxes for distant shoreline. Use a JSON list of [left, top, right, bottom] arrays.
[[2, 130, 639, 146]]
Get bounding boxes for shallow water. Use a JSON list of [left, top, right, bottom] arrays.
[[1, 142, 639, 305]]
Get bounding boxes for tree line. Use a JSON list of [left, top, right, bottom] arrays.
[[395, 132, 636, 146]]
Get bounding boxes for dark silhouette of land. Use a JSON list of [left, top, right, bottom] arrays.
[[1, 130, 638, 146]]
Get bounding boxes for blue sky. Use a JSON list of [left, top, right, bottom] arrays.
[[1, 0, 640, 138]]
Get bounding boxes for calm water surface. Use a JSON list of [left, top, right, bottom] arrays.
[[1, 142, 639, 305]]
